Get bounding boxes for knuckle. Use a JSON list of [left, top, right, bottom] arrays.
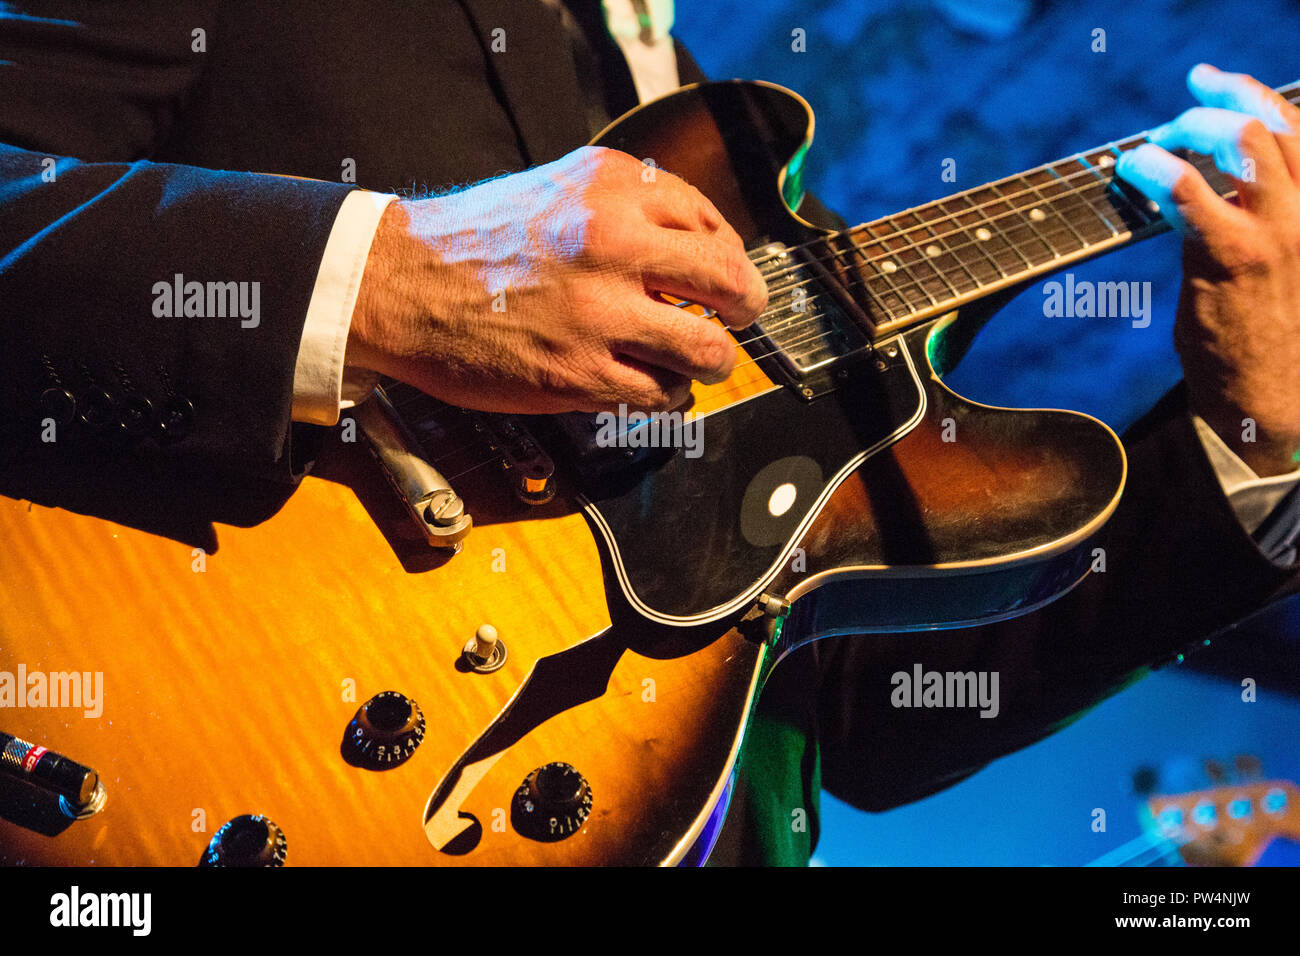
[[1167, 167, 1201, 207], [585, 145, 637, 181], [571, 144, 607, 170], [701, 242, 748, 298], [685, 320, 734, 377], [726, 248, 767, 314], [684, 182, 723, 229], [720, 245, 751, 297], [1236, 118, 1272, 153]]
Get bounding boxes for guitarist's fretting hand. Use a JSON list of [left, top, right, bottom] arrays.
[[1116, 64, 1300, 477], [343, 145, 768, 415]]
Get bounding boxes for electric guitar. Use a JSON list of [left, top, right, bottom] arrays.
[[2, 78, 1294, 865]]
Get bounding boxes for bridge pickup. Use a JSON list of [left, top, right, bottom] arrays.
[[747, 242, 871, 398]]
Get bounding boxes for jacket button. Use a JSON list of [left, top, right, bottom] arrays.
[[76, 387, 115, 428], [119, 394, 155, 440], [39, 387, 77, 426], [156, 397, 195, 443]]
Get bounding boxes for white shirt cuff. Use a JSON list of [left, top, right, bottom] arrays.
[[291, 189, 397, 426], [1192, 414, 1300, 535]]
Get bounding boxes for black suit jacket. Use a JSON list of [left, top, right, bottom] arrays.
[[0, 0, 631, 487], [1, 0, 1296, 864]]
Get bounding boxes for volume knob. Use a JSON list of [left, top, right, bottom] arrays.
[[199, 814, 287, 867], [512, 762, 593, 841], [343, 691, 426, 769]]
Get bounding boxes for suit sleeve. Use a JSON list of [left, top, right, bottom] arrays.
[[0, 1, 354, 489], [812, 384, 1300, 811]]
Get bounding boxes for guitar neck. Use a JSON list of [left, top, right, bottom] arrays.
[[822, 80, 1300, 337]]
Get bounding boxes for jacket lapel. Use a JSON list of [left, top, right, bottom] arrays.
[[454, 0, 594, 164]]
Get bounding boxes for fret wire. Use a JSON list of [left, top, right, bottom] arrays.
[[1043, 161, 1122, 242], [1069, 153, 1132, 234], [939, 196, 1008, 280], [829, 152, 1151, 287], [1089, 144, 1165, 230], [906, 209, 981, 294], [765, 83, 1300, 323], [812, 235, 899, 321], [962, 189, 1034, 270], [1070, 154, 1154, 234], [897, 212, 965, 300], [756, 86, 1300, 321], [802, 168, 1117, 315], [862, 172, 1126, 306], [839, 229, 923, 316], [987, 180, 1065, 262], [954, 191, 1020, 277], [868, 219, 941, 308], [819, 174, 1127, 318], [797, 83, 1300, 272], [1018, 171, 1090, 250], [742, 165, 1164, 349]]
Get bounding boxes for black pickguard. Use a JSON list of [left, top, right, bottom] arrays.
[[576, 347, 925, 622]]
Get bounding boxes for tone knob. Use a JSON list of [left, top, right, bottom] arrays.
[[199, 814, 287, 867], [343, 691, 425, 768], [512, 762, 593, 841]]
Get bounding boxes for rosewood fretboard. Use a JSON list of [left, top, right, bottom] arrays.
[[805, 80, 1300, 336]]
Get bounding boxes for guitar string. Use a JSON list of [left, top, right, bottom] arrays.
[[394, 87, 1300, 476], [415, 160, 1188, 472], [718, 170, 1168, 374], [397, 162, 1181, 476], [729, 172, 1155, 346], [745, 81, 1300, 280], [721, 146, 1230, 362], [737, 81, 1300, 319], [730, 145, 1227, 344], [399, 141, 1233, 411], [747, 140, 1150, 287]]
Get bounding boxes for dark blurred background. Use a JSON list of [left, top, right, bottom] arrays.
[[675, 0, 1300, 866]]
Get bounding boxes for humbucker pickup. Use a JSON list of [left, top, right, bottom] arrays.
[[745, 241, 872, 397]]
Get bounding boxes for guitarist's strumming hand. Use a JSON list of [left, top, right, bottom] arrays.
[[1116, 64, 1300, 477], [344, 145, 768, 415]]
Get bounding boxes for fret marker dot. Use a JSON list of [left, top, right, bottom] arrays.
[[1029, 208, 1046, 222], [1098, 154, 1116, 168], [925, 244, 941, 257], [1147, 199, 1161, 214], [975, 227, 992, 241], [880, 260, 898, 274]]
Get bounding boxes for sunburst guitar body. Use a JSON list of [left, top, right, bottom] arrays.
[[0, 80, 1130, 865]]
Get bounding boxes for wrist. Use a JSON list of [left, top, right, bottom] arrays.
[[1192, 399, 1300, 477], [347, 198, 421, 377]]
